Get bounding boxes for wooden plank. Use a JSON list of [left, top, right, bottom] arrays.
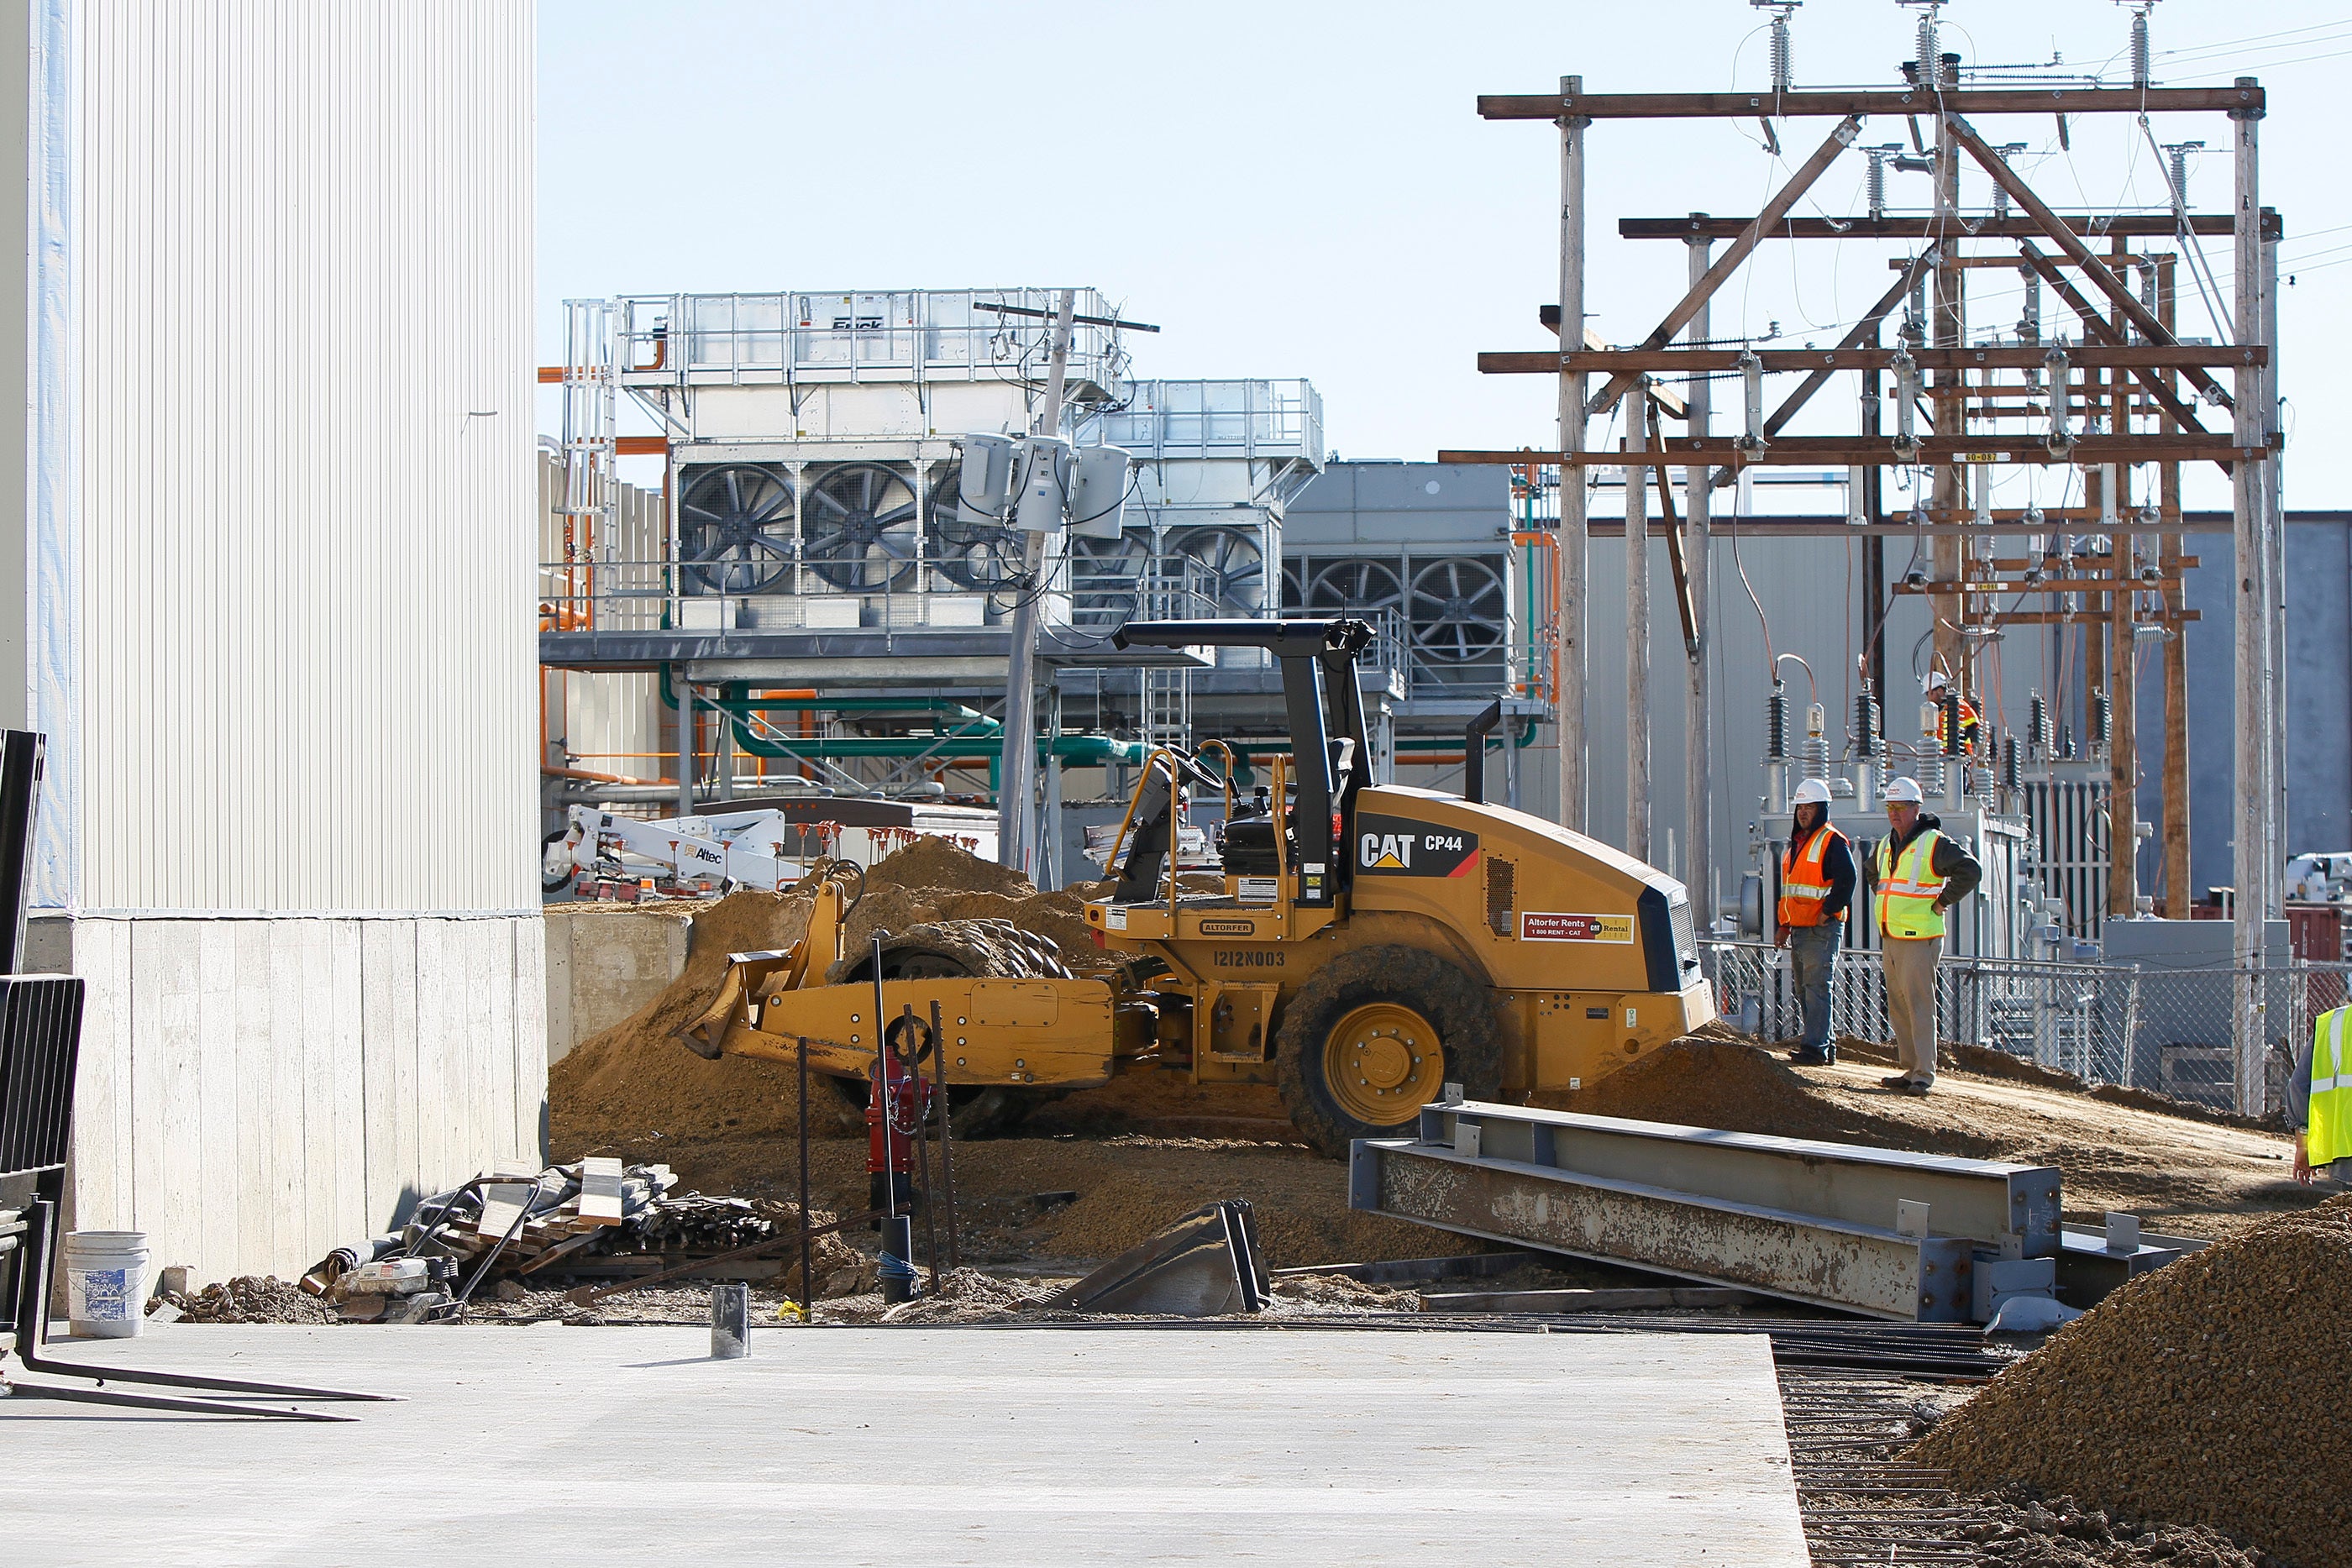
[[1481, 85, 2263, 119], [578, 1155, 625, 1225], [1483, 343, 2264, 375], [1422, 1286, 1761, 1313], [1619, 212, 2269, 240], [1440, 434, 2269, 466]]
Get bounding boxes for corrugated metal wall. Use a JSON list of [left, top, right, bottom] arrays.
[[74, 0, 536, 915], [538, 450, 664, 784]]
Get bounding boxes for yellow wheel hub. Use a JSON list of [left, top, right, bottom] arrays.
[[1325, 1002, 1444, 1126]]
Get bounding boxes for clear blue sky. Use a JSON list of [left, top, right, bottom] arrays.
[[539, 1, 2349, 506]]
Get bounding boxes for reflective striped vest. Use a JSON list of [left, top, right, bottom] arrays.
[[1778, 824, 1847, 927], [2311, 1007, 2352, 1167], [1874, 829, 1947, 941]]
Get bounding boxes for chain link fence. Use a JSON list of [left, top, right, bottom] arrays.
[[1701, 939, 2343, 1118]]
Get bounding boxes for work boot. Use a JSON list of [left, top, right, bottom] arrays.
[[1787, 1047, 1833, 1067], [1879, 1072, 1917, 1090]]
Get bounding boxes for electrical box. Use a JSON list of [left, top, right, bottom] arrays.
[[955, 432, 1017, 526], [1067, 443, 1131, 539], [1013, 436, 1073, 533]]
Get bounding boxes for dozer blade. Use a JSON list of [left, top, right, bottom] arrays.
[[678, 949, 792, 1059]]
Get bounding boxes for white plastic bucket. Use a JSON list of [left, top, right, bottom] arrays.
[[64, 1230, 149, 1338]]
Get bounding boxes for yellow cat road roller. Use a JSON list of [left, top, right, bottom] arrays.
[[684, 618, 1716, 1156]]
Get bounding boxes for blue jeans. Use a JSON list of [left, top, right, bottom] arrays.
[[1788, 922, 1843, 1051]]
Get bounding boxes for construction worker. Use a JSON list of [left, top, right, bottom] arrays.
[[1775, 778, 1856, 1067], [2290, 1004, 2351, 1187], [1866, 776, 1982, 1093], [1923, 669, 1981, 755]]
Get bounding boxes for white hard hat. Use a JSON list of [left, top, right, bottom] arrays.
[[1921, 669, 1949, 693], [1883, 776, 1925, 804], [1791, 779, 1833, 806]]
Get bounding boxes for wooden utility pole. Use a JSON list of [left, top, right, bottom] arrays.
[[2155, 254, 2189, 913], [995, 288, 1076, 874], [2229, 80, 2273, 1113], [1683, 228, 1714, 922], [1929, 113, 1964, 709], [1625, 385, 1651, 861], [2107, 242, 2138, 920], [1556, 76, 1590, 833]]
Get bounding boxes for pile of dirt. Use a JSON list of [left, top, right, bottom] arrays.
[[1911, 1196, 2352, 1568], [549, 887, 849, 1156], [867, 836, 1032, 897], [1946, 1487, 2281, 1567], [154, 1275, 332, 1325], [551, 839, 1116, 1157], [1532, 1037, 1867, 1141]]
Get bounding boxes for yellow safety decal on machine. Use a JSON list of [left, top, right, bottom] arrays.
[[1520, 911, 1635, 943]]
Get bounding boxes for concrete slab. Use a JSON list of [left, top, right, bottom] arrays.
[[2, 1324, 1807, 1566]]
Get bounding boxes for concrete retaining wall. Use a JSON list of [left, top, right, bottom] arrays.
[[542, 904, 693, 1064]]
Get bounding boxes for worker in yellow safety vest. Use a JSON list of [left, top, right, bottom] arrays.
[[2291, 1005, 2352, 1186], [1775, 778, 1856, 1067], [1864, 776, 1982, 1094]]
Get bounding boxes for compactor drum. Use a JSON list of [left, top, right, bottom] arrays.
[[685, 620, 1714, 1156]]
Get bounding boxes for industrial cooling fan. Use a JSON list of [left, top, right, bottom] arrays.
[[926, 464, 1024, 590], [801, 463, 922, 592], [679, 464, 795, 595]]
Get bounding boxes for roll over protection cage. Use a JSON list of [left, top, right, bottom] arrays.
[[1111, 619, 1375, 907]]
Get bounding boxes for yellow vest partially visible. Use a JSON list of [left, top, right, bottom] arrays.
[[1875, 829, 1947, 941], [2310, 1007, 2352, 1167]]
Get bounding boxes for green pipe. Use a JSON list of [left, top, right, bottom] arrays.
[[720, 716, 1144, 767], [657, 666, 988, 722]]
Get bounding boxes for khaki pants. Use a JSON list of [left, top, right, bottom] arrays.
[[1882, 934, 1942, 1085]]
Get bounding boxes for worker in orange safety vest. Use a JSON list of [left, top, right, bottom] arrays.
[[1775, 778, 1856, 1067]]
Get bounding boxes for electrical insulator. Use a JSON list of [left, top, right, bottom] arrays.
[[1854, 691, 1877, 758], [2002, 734, 2022, 791], [1916, 11, 1941, 87], [1768, 8, 1793, 92], [1802, 702, 1830, 781], [1890, 343, 1920, 461], [1767, 684, 1789, 760], [1866, 148, 1890, 221], [2090, 689, 2112, 753], [2129, 8, 2151, 91], [1940, 692, 1963, 758], [2029, 692, 2050, 753], [1738, 350, 1767, 453], [2044, 349, 2072, 457]]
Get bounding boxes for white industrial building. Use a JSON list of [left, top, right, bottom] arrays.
[[2, 1, 542, 1281]]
